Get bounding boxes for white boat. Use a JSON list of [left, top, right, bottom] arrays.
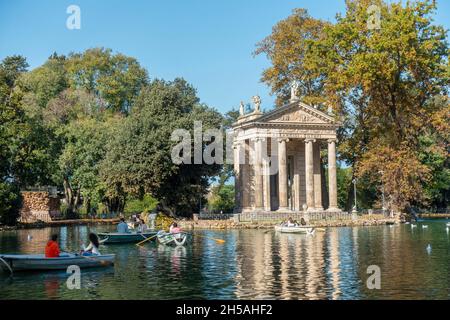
[[275, 225, 315, 234], [446, 223, 450, 227], [156, 231, 189, 246], [0, 253, 115, 273]]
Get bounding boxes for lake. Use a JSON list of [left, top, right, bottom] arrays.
[[1, 220, 449, 300]]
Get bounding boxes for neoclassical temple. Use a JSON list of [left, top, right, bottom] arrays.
[[232, 88, 341, 214]]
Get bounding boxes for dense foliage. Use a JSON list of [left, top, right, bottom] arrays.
[[0, 49, 224, 224]]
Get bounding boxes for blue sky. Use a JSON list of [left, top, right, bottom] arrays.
[[1, 0, 449, 114]]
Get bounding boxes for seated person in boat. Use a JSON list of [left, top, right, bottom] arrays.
[[286, 217, 297, 227], [169, 222, 182, 234], [45, 234, 61, 258], [117, 218, 130, 233], [300, 217, 307, 226], [81, 233, 101, 256], [138, 218, 148, 232]]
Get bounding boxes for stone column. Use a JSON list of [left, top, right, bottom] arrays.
[[305, 138, 315, 212], [263, 139, 271, 211], [293, 146, 301, 211], [278, 138, 289, 211], [241, 139, 250, 210], [254, 138, 264, 210], [233, 142, 243, 212], [327, 139, 340, 212], [313, 141, 323, 210]]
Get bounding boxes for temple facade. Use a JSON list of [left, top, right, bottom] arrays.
[[232, 92, 341, 215]]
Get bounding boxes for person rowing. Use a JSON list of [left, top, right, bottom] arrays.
[[117, 218, 130, 233], [81, 233, 101, 256], [169, 222, 182, 234], [45, 234, 61, 258]]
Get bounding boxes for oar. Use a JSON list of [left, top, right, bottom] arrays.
[[0, 256, 13, 275], [136, 234, 158, 246], [194, 233, 225, 244]]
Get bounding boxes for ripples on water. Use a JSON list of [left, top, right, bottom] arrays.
[[0, 221, 449, 300]]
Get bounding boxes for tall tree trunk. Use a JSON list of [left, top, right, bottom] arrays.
[[345, 172, 356, 213], [84, 197, 91, 216], [63, 177, 74, 214]]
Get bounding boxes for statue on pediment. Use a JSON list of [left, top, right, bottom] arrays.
[[252, 95, 261, 113], [290, 81, 300, 102], [239, 101, 245, 116]]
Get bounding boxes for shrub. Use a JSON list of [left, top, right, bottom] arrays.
[[0, 182, 22, 226]]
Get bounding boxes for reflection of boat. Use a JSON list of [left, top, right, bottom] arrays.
[[156, 231, 189, 246], [0, 253, 115, 272], [275, 225, 315, 234], [98, 231, 157, 244]]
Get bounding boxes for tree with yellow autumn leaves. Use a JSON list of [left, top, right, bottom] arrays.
[[256, 0, 449, 212]]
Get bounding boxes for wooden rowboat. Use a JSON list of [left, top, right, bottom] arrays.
[[0, 253, 115, 273], [274, 225, 315, 234], [98, 231, 157, 244], [156, 231, 189, 246]]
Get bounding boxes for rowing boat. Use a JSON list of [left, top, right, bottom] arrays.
[[0, 253, 115, 272], [274, 225, 315, 234], [98, 231, 157, 244], [156, 231, 189, 246]]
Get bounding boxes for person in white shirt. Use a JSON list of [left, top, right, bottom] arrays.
[[138, 218, 148, 233], [81, 233, 101, 256], [286, 217, 296, 227]]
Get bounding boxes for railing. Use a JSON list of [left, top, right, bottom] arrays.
[[198, 212, 235, 220]]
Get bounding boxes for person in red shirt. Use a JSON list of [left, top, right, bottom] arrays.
[[45, 234, 60, 258]]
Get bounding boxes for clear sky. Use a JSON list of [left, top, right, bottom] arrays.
[[1, 0, 449, 114]]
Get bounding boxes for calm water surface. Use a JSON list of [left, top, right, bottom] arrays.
[[0, 220, 449, 300]]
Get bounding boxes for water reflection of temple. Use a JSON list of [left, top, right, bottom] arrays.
[[234, 229, 360, 300]]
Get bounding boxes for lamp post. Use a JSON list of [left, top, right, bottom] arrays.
[[379, 170, 386, 216], [352, 178, 358, 214]]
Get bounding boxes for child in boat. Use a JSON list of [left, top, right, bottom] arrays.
[[169, 222, 182, 234], [81, 233, 101, 256], [45, 234, 60, 258]]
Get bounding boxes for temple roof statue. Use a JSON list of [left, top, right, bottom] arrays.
[[252, 95, 261, 113]]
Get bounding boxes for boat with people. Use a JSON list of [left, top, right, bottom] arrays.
[[275, 225, 315, 234], [98, 231, 158, 244], [0, 253, 115, 273], [156, 230, 190, 246], [275, 217, 315, 234]]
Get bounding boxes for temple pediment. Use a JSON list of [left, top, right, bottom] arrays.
[[257, 101, 335, 125]]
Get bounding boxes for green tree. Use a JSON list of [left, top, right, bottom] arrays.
[[101, 78, 224, 217], [0, 55, 29, 224], [66, 48, 148, 113], [208, 184, 235, 213]]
